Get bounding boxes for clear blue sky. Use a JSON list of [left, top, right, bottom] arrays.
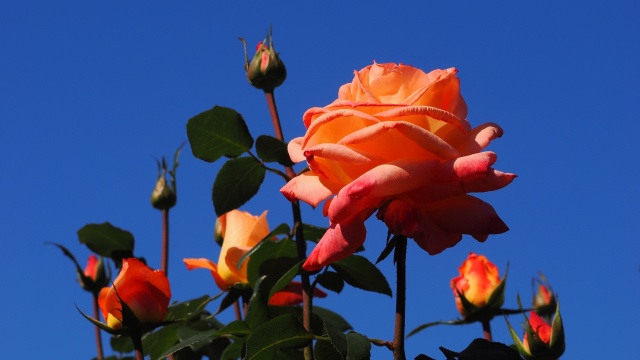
[[2, 1, 638, 358]]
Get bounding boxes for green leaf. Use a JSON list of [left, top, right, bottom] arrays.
[[220, 341, 244, 360], [110, 335, 134, 353], [143, 322, 181, 359], [77, 222, 134, 267], [165, 295, 212, 322], [245, 276, 270, 330], [345, 332, 370, 360], [324, 321, 348, 359], [302, 224, 328, 243], [212, 157, 266, 216], [439, 338, 524, 360], [316, 271, 344, 294], [313, 307, 352, 333], [268, 261, 303, 299], [150, 329, 219, 360], [245, 314, 313, 360], [237, 223, 291, 268], [331, 255, 392, 297], [186, 105, 254, 162], [256, 135, 294, 166], [215, 320, 251, 337], [247, 239, 298, 288], [314, 339, 342, 360]]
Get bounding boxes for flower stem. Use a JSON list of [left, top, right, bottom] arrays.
[[132, 332, 144, 360], [161, 209, 170, 276], [234, 300, 243, 321], [393, 236, 407, 360], [264, 90, 313, 360], [482, 319, 493, 341], [92, 292, 104, 360]]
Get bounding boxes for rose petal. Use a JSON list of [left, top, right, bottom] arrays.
[[183, 258, 228, 291], [427, 195, 509, 235], [459, 123, 504, 155], [303, 216, 368, 271], [375, 106, 469, 134], [280, 172, 335, 207]]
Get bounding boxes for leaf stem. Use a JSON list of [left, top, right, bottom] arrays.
[[92, 292, 104, 360], [264, 90, 314, 360], [393, 236, 407, 360]]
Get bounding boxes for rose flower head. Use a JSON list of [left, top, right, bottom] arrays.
[[281, 62, 516, 271], [508, 307, 565, 360], [241, 27, 286, 92], [184, 209, 270, 290], [532, 275, 557, 320], [450, 253, 505, 318], [184, 210, 327, 306], [98, 258, 171, 331]]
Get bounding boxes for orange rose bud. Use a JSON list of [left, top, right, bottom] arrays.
[[80, 255, 109, 292], [450, 253, 505, 318], [184, 210, 270, 290], [532, 276, 557, 320], [98, 258, 171, 330], [242, 28, 286, 92], [509, 306, 565, 360]]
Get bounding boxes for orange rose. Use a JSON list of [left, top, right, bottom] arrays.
[[450, 253, 503, 316], [267, 281, 327, 306], [184, 209, 270, 290], [98, 258, 171, 330], [281, 62, 516, 271], [514, 309, 565, 359]]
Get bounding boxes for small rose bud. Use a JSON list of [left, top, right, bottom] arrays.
[[241, 28, 286, 92], [533, 278, 557, 320], [151, 157, 177, 210], [450, 253, 506, 319]]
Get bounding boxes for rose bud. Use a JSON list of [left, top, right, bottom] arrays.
[[80, 254, 109, 293], [532, 276, 557, 320], [150, 157, 177, 210], [241, 28, 286, 92], [98, 258, 171, 331], [508, 306, 565, 360], [450, 253, 506, 318]]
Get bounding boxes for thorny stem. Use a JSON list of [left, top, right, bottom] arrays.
[[482, 319, 493, 341], [393, 236, 407, 360], [234, 301, 243, 321], [264, 90, 314, 360], [92, 292, 104, 360]]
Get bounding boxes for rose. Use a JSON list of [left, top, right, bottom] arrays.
[[98, 258, 171, 330], [184, 209, 270, 290], [184, 210, 328, 306], [281, 62, 516, 271], [450, 252, 503, 316], [80, 254, 108, 292]]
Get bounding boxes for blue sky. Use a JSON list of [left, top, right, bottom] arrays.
[[2, 1, 638, 358]]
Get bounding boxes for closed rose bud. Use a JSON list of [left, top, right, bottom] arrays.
[[532, 276, 557, 319], [242, 29, 286, 92], [80, 255, 109, 292], [150, 157, 177, 210], [450, 253, 504, 317], [98, 258, 171, 330], [509, 308, 565, 360]]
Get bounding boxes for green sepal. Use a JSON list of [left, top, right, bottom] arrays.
[[256, 135, 294, 167], [548, 300, 565, 358], [76, 304, 120, 335], [505, 315, 531, 357], [330, 255, 392, 297], [375, 233, 397, 264], [212, 157, 266, 216], [186, 105, 254, 162], [406, 318, 467, 338]]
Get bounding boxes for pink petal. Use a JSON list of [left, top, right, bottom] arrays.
[[302, 216, 368, 271], [406, 169, 516, 203], [459, 123, 504, 155], [288, 137, 306, 163], [280, 173, 335, 207], [304, 143, 379, 164], [434, 152, 497, 182], [427, 195, 509, 235]]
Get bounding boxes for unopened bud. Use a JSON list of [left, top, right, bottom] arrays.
[[151, 157, 177, 210], [241, 28, 286, 92]]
